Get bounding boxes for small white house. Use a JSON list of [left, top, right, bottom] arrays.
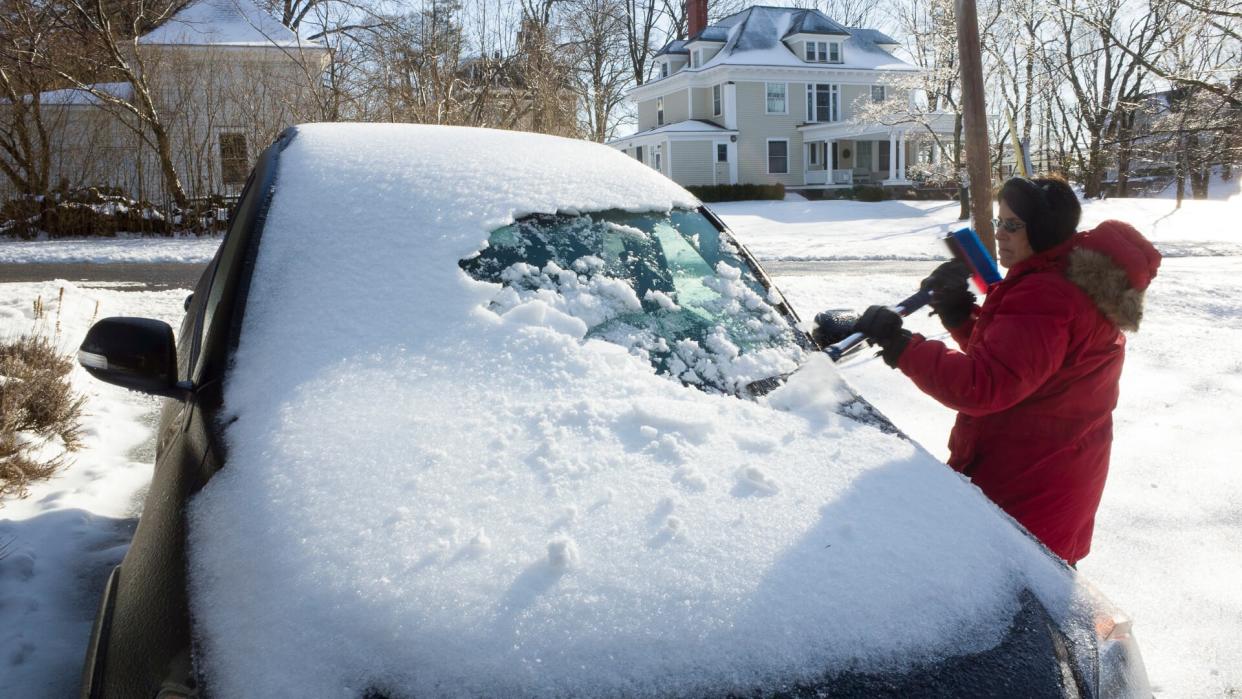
[[1, 0, 328, 204], [609, 3, 954, 190]]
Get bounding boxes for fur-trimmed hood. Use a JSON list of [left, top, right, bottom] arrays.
[[1065, 221, 1161, 332]]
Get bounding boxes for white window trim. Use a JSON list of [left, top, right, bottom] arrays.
[[713, 84, 722, 116], [657, 96, 664, 126], [766, 137, 790, 175], [806, 40, 827, 63], [765, 82, 788, 115], [654, 144, 663, 173], [805, 83, 840, 123]]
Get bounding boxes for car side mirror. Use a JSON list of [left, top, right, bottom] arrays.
[[78, 317, 188, 398]]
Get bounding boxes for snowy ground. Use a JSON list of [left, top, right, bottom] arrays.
[[1, 195, 1238, 696], [727, 195, 1242, 698], [0, 282, 187, 696], [0, 234, 222, 264]]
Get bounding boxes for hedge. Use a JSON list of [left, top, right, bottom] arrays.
[[687, 183, 785, 203]]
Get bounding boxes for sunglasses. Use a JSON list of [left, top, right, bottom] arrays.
[[992, 217, 1026, 233]]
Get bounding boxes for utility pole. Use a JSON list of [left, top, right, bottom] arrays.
[[956, 0, 996, 256]]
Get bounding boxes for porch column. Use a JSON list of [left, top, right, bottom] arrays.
[[897, 131, 907, 181], [930, 140, 939, 165], [826, 139, 835, 182], [886, 131, 897, 183], [803, 142, 811, 182]]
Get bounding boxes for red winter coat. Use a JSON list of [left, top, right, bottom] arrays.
[[897, 221, 1161, 564]]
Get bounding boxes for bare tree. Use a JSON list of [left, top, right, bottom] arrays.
[[0, 0, 59, 198], [566, 0, 633, 141]]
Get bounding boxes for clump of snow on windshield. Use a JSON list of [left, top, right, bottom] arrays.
[[188, 124, 1078, 698]]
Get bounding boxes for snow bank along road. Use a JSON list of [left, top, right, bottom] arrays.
[[1, 195, 1239, 696]]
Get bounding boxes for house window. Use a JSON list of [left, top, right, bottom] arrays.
[[878, 139, 891, 170], [809, 143, 819, 165], [765, 83, 786, 114], [219, 133, 248, 186], [661, 62, 669, 78], [655, 145, 662, 172], [857, 140, 873, 169], [767, 140, 788, 174], [635, 146, 644, 163], [716, 143, 728, 162], [829, 42, 841, 62], [805, 41, 828, 62], [805, 84, 839, 122], [713, 84, 722, 116], [872, 85, 886, 102], [657, 96, 664, 126]]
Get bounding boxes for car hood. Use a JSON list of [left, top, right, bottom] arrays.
[[187, 124, 1081, 697]]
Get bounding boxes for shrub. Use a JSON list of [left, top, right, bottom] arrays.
[[852, 185, 887, 202], [1, 187, 233, 239], [687, 183, 785, 202], [0, 334, 86, 501]]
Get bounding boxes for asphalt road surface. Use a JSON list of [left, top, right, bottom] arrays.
[[0, 262, 206, 290]]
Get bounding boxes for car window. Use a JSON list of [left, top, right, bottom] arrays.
[[192, 180, 255, 381], [460, 208, 806, 394]]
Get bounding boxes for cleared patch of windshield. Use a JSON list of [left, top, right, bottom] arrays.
[[460, 209, 807, 394]]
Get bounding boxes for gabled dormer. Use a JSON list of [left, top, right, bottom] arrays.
[[685, 26, 728, 68], [653, 41, 689, 81], [782, 11, 851, 65]]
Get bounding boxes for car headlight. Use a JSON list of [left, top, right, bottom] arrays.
[[1081, 579, 1152, 698]]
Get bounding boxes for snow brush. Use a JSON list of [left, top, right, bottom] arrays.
[[822, 228, 999, 362], [822, 288, 932, 361], [945, 226, 1002, 293]]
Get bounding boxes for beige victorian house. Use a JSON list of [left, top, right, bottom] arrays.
[[609, 3, 953, 191]]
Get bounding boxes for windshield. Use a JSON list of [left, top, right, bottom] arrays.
[[460, 208, 808, 394]]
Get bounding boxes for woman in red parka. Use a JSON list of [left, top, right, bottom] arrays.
[[849, 176, 1161, 565]]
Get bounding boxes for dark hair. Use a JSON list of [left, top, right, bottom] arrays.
[[997, 176, 1081, 252]]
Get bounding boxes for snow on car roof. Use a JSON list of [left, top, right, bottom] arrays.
[[188, 123, 1076, 697]]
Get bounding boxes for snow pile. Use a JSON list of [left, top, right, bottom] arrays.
[[188, 124, 1075, 697]]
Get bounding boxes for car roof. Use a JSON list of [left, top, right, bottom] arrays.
[[187, 124, 1077, 697]]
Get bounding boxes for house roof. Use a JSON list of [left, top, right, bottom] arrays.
[[138, 0, 323, 48], [19, 82, 133, 106], [651, 6, 913, 72], [607, 119, 736, 144], [783, 10, 851, 38], [654, 39, 689, 57]]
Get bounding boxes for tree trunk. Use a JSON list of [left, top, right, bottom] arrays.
[[955, 113, 969, 221], [956, 0, 995, 253]]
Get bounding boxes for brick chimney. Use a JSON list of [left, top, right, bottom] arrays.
[[687, 0, 708, 38]]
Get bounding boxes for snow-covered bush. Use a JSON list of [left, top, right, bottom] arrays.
[[0, 334, 85, 501]]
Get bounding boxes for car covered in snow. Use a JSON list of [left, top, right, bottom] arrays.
[[76, 124, 1149, 698]]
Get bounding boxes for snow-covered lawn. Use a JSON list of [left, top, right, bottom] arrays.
[[714, 196, 1242, 261], [0, 234, 222, 264], [0, 195, 1237, 696], [0, 282, 186, 696]]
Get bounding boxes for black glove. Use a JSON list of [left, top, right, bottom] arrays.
[[811, 309, 858, 347], [920, 260, 976, 329], [853, 305, 912, 369]]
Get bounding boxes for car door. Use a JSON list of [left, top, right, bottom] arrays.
[[81, 129, 296, 698]]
